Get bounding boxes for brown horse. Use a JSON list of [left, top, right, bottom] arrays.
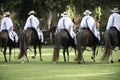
[[75, 28, 99, 64], [101, 27, 120, 63], [18, 28, 42, 63], [0, 30, 18, 62], [52, 29, 76, 64]]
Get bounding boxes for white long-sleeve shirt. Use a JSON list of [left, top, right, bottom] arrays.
[[106, 13, 120, 31], [79, 15, 100, 40], [56, 16, 74, 32], [24, 15, 39, 30], [56, 16, 75, 38], [0, 17, 14, 32]]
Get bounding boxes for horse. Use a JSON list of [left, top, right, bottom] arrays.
[[101, 27, 120, 63], [0, 30, 18, 62], [18, 28, 43, 63], [75, 28, 99, 64], [52, 29, 76, 64]]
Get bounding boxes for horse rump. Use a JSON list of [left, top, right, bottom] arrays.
[[101, 27, 120, 62], [52, 29, 72, 63], [75, 28, 98, 63]]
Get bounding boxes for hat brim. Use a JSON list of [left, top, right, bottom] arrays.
[[61, 13, 68, 17], [28, 12, 36, 15], [83, 12, 92, 15], [111, 10, 119, 12]]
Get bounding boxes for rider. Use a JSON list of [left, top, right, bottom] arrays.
[[79, 10, 100, 44], [0, 12, 18, 44], [106, 8, 120, 32], [56, 11, 76, 46], [24, 10, 44, 43]]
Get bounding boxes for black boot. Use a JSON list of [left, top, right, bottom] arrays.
[[71, 38, 76, 48], [14, 42, 19, 47]]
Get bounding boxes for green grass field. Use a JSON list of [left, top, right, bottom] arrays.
[[0, 45, 120, 80]]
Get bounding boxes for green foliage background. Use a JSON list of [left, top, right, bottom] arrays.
[[0, 0, 120, 31]]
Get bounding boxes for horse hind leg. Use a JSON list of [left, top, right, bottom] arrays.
[[31, 45, 37, 59], [66, 49, 69, 62], [21, 52, 29, 64], [91, 53, 95, 62], [9, 47, 12, 62], [109, 50, 114, 63], [4, 52, 8, 62], [25, 52, 29, 62], [38, 45, 43, 61], [91, 47, 96, 62], [3, 47, 8, 62], [63, 48, 66, 62]]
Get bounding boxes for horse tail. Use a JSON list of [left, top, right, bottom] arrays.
[[18, 31, 26, 59], [0, 32, 2, 50], [52, 32, 61, 63], [101, 31, 112, 61], [52, 47, 60, 63]]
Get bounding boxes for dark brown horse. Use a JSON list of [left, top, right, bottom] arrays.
[[101, 27, 120, 63], [52, 29, 76, 64], [75, 28, 99, 64], [18, 28, 42, 63], [0, 30, 17, 62]]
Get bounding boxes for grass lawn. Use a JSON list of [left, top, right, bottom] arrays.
[[0, 45, 120, 80]]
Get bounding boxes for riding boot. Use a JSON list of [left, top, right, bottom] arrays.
[[96, 37, 101, 45], [15, 42, 19, 47], [71, 38, 76, 48]]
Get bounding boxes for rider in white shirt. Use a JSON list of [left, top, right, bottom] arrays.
[[24, 10, 43, 43], [0, 12, 18, 44], [79, 10, 100, 42], [56, 11, 76, 46], [106, 8, 120, 32]]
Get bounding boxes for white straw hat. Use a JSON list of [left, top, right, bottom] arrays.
[[83, 10, 92, 15], [111, 8, 119, 12], [3, 12, 10, 17], [61, 11, 68, 17], [28, 10, 36, 15]]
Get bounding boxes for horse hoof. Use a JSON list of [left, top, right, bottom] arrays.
[[118, 59, 120, 62], [22, 61, 24, 64], [5, 60, 8, 62], [53, 62, 56, 64], [31, 56, 35, 59], [78, 62, 80, 64], [110, 60, 114, 63], [40, 59, 43, 61], [91, 56, 94, 59]]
